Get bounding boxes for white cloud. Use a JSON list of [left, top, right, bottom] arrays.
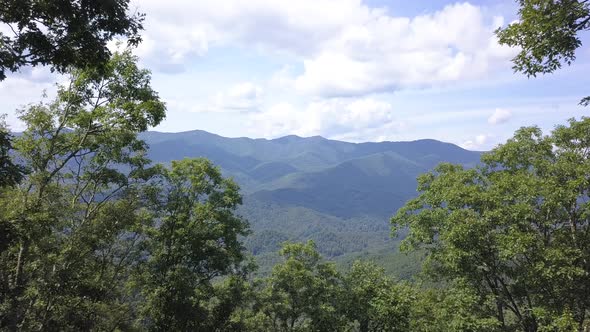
[[166, 81, 263, 113], [133, 0, 371, 60], [461, 134, 492, 150], [0, 67, 62, 131], [248, 97, 401, 140], [294, 3, 515, 96], [227, 82, 262, 101], [214, 82, 263, 111], [488, 108, 512, 125], [331, 121, 408, 142], [270, 65, 296, 89], [133, 1, 516, 96]]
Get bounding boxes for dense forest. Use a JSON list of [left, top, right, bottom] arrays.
[[1, 0, 590, 331], [139, 128, 481, 275]]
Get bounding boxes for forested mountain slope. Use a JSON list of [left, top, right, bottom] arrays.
[[141, 130, 481, 273]]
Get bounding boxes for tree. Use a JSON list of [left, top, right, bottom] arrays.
[[203, 271, 260, 332], [392, 118, 590, 331], [0, 49, 165, 330], [409, 284, 499, 332], [0, 120, 24, 292], [0, 119, 24, 188], [255, 241, 345, 332], [137, 158, 251, 331], [342, 260, 412, 332], [496, 0, 590, 105], [0, 48, 256, 331], [0, 0, 144, 80]]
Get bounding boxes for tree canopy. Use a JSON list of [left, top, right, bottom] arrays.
[[496, 0, 590, 105], [138, 158, 251, 331], [393, 117, 590, 331], [0, 51, 252, 331], [0, 124, 23, 188], [0, 49, 164, 330], [0, 0, 144, 80]]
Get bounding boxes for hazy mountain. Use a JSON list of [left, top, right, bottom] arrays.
[[140, 130, 481, 273]]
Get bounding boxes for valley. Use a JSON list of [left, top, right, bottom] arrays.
[[142, 130, 481, 276]]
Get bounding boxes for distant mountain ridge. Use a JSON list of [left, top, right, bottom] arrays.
[[141, 130, 479, 190], [140, 130, 482, 273]]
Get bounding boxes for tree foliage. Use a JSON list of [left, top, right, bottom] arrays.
[[342, 261, 412, 332], [0, 121, 24, 188], [393, 118, 590, 331], [0, 51, 254, 331], [409, 284, 499, 332], [0, 0, 144, 80], [496, 0, 590, 105], [0, 49, 164, 330], [253, 241, 344, 332], [138, 158, 251, 331], [247, 243, 417, 332]]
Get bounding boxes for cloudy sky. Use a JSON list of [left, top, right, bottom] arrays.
[[1, 0, 589, 150]]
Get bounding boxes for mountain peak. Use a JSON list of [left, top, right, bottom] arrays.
[[274, 134, 305, 143]]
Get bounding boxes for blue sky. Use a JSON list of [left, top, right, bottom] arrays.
[[1, 0, 589, 150]]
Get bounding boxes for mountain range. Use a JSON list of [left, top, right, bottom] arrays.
[[140, 130, 482, 276]]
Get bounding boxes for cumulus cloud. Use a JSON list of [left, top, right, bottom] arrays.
[[331, 121, 408, 142], [133, 1, 516, 96], [461, 134, 492, 150], [270, 65, 296, 89], [132, 0, 371, 60], [0, 1, 522, 143], [488, 108, 512, 125], [167, 82, 263, 113], [294, 3, 515, 96], [0, 70, 61, 131], [248, 97, 401, 140], [214, 82, 263, 111]]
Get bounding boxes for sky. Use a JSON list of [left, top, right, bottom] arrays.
[[1, 0, 589, 151]]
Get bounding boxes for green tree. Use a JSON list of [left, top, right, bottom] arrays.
[[496, 0, 590, 105], [0, 49, 165, 331], [137, 158, 251, 331], [0, 119, 24, 188], [341, 260, 412, 332], [203, 272, 260, 332], [409, 284, 499, 332], [0, 0, 144, 80], [392, 118, 590, 331], [0, 120, 25, 307], [255, 241, 344, 332]]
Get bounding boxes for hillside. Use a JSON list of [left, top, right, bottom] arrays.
[[141, 130, 481, 275]]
